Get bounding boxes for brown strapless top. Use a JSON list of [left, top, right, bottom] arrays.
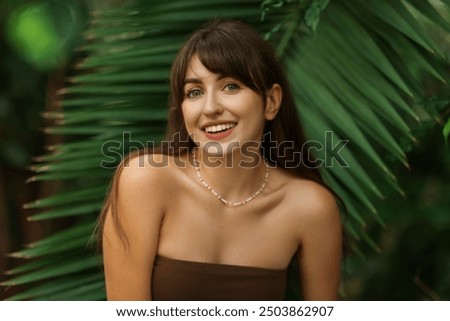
[[152, 255, 288, 301]]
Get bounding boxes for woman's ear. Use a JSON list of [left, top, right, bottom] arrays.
[[264, 84, 282, 120]]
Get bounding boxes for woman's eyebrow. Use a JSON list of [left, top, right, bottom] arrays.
[[183, 78, 202, 86], [183, 74, 228, 86]]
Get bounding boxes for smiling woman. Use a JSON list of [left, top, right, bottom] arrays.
[[97, 19, 343, 301]]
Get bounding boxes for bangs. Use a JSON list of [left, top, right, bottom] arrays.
[[194, 35, 261, 93]]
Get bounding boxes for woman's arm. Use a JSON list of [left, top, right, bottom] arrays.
[[102, 155, 166, 300], [296, 183, 342, 300]]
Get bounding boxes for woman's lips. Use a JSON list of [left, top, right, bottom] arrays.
[[204, 127, 234, 140]]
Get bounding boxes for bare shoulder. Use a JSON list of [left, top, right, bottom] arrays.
[[118, 152, 187, 187], [291, 178, 339, 217], [279, 174, 343, 300], [119, 153, 170, 185], [116, 153, 181, 212], [276, 171, 341, 236]]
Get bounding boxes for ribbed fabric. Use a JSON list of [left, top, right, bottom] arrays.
[[152, 255, 287, 301]]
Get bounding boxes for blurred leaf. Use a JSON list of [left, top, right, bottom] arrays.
[[3, 255, 101, 286], [444, 118, 450, 143], [6, 1, 83, 71], [5, 274, 104, 301], [304, 0, 329, 32]]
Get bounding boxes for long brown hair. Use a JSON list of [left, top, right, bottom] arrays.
[[97, 19, 333, 249]]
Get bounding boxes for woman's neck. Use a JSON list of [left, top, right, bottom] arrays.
[[192, 147, 268, 204]]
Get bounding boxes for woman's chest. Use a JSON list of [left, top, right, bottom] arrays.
[[157, 191, 300, 269]]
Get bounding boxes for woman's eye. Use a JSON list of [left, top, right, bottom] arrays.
[[224, 83, 240, 91], [186, 89, 202, 98]]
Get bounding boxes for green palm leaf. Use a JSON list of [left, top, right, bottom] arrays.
[[4, 0, 449, 300]]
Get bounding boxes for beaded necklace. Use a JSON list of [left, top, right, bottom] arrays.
[[192, 149, 269, 206]]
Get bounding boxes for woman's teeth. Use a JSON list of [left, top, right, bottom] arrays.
[[204, 123, 235, 133]]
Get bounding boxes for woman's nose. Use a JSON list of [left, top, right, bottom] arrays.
[[202, 92, 224, 116]]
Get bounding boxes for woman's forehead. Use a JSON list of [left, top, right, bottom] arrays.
[[184, 55, 208, 78], [184, 54, 228, 82], [184, 54, 222, 83]]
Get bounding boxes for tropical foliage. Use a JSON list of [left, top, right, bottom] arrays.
[[2, 0, 449, 300], [343, 125, 450, 299]]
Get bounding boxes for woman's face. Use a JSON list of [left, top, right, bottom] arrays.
[[181, 54, 280, 157]]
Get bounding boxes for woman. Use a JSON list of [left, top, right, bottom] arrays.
[[99, 19, 342, 300]]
